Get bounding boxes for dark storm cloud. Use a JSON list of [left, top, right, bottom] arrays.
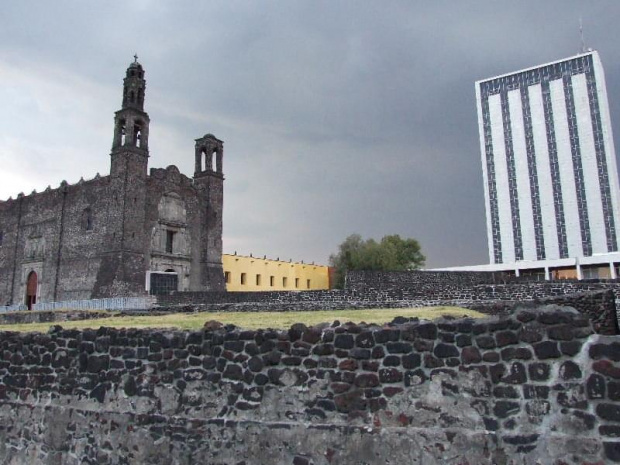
[[1, 1, 619, 267]]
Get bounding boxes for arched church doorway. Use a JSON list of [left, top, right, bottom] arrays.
[[26, 271, 38, 310]]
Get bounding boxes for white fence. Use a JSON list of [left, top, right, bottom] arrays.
[[0, 304, 28, 313], [0, 297, 154, 313]]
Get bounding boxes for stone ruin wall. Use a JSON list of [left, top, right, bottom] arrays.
[[3, 287, 618, 336], [344, 269, 522, 289], [1, 305, 620, 464], [155, 285, 620, 336]]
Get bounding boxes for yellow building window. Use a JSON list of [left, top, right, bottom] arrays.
[[295, 278, 299, 288], [256, 274, 261, 285], [307, 279, 311, 289], [270, 276, 275, 287], [225, 272, 231, 283], [282, 277, 288, 287], [240, 273, 247, 285]]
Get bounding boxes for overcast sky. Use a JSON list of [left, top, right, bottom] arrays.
[[1, 1, 619, 268]]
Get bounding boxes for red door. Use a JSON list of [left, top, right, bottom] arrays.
[[26, 271, 38, 310]]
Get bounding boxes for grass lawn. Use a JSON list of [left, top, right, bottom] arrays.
[[0, 306, 484, 333]]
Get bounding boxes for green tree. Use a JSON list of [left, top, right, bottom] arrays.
[[328, 234, 425, 288]]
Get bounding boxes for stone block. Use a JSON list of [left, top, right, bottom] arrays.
[[476, 336, 496, 349], [495, 331, 518, 347], [598, 403, 620, 422], [461, 347, 482, 364], [533, 341, 561, 359], [593, 360, 620, 379], [386, 342, 412, 354], [355, 332, 375, 348], [354, 373, 379, 388], [559, 361, 582, 380], [493, 400, 520, 418], [528, 362, 551, 382], [378, 368, 403, 383], [433, 343, 459, 358], [334, 334, 354, 349]]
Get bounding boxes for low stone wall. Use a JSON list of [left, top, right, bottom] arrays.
[[345, 269, 521, 291], [1, 306, 620, 463], [157, 279, 620, 308], [465, 290, 619, 336], [156, 288, 620, 336]]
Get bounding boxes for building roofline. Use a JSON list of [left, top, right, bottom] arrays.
[[475, 50, 598, 86], [222, 253, 328, 268], [428, 252, 620, 273]]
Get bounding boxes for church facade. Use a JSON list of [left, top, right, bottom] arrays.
[[0, 59, 225, 308]]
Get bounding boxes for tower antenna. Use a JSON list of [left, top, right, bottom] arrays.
[[579, 17, 586, 53]]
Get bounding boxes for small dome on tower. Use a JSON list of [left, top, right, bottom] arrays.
[[126, 54, 144, 78]]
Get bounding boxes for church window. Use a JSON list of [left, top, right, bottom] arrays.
[[166, 230, 175, 253], [81, 208, 93, 231], [270, 276, 275, 287], [225, 272, 230, 283], [295, 278, 299, 288], [307, 279, 311, 289], [0, 231, 3, 246], [256, 274, 261, 286], [240, 273, 247, 285], [282, 277, 288, 288]]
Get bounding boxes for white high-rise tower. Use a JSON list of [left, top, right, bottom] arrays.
[[476, 51, 620, 266]]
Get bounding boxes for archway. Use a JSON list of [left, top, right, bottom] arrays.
[[26, 271, 38, 310]]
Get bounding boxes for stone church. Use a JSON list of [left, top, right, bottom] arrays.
[[0, 58, 225, 308]]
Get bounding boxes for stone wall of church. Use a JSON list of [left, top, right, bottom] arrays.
[[0, 176, 112, 306], [146, 166, 208, 293]]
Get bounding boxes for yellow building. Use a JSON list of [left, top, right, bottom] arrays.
[[222, 254, 331, 291]]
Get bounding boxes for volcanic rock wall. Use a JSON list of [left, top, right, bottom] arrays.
[[1, 306, 620, 464], [156, 287, 619, 335]]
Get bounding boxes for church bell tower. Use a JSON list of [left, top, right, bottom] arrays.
[[94, 56, 151, 297], [194, 134, 225, 290], [110, 55, 150, 177]]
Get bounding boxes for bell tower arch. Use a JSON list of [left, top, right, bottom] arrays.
[[194, 134, 223, 176]]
